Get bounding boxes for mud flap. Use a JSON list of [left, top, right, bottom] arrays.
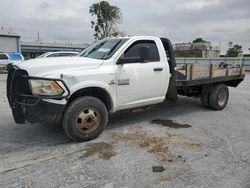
[[166, 75, 177, 100]]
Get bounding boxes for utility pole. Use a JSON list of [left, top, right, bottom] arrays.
[[37, 31, 40, 43]]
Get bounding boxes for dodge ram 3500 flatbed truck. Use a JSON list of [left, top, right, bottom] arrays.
[[7, 36, 245, 141]]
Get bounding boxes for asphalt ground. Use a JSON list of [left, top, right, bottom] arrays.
[[0, 73, 249, 188]]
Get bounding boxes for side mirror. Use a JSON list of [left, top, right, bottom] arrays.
[[117, 56, 141, 64], [139, 46, 149, 63]]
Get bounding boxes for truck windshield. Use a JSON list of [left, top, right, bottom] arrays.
[[79, 38, 128, 60]]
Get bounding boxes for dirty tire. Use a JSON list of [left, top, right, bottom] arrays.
[[63, 96, 108, 142], [209, 84, 229, 110], [200, 94, 210, 108]]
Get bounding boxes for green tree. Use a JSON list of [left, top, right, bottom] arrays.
[[193, 38, 206, 43], [226, 44, 243, 57], [89, 1, 122, 40]]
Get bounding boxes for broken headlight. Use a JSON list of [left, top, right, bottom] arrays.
[[28, 79, 64, 96]]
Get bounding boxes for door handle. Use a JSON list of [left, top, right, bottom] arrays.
[[154, 68, 163, 72]]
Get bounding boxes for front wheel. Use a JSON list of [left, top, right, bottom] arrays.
[[209, 84, 229, 110], [63, 96, 108, 142]]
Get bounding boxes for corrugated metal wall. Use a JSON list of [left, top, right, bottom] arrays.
[[0, 36, 19, 53]]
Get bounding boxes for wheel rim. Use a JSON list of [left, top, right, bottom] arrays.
[[75, 107, 101, 134], [217, 88, 227, 106]]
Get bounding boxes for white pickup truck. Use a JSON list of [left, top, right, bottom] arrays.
[[7, 36, 245, 141]]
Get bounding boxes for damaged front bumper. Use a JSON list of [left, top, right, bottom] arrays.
[[6, 65, 70, 124]]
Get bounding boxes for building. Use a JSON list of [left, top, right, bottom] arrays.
[[0, 27, 21, 53], [21, 41, 88, 59], [0, 27, 87, 58], [174, 41, 220, 58]]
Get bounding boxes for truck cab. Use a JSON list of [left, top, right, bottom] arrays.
[[6, 36, 244, 142]]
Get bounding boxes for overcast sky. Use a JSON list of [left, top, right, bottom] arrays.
[[0, 0, 249, 53]]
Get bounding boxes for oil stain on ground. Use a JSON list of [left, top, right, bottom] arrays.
[[112, 132, 201, 161], [79, 142, 116, 160], [152, 165, 165, 173], [151, 119, 191, 129], [112, 132, 175, 161]]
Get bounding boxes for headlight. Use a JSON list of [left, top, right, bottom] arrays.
[[28, 80, 64, 96]]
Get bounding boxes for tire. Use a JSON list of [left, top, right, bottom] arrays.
[[63, 96, 108, 142], [209, 84, 229, 110], [200, 94, 210, 108]]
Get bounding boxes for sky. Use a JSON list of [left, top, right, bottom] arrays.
[[0, 0, 250, 54]]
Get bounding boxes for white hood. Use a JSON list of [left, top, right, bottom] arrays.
[[15, 57, 103, 77]]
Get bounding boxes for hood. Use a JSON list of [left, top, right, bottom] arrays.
[[15, 57, 103, 77]]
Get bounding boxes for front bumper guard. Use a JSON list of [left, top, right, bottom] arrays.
[[8, 71, 71, 124]]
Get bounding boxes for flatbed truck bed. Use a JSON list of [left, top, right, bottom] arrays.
[[166, 63, 245, 109], [176, 63, 245, 87]]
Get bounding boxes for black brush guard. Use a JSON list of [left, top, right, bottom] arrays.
[[7, 65, 70, 124]]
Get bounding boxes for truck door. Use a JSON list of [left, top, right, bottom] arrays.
[[116, 39, 169, 110]]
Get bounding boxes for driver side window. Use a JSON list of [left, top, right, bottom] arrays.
[[124, 40, 160, 62]]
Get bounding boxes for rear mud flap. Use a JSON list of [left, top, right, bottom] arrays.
[[166, 76, 177, 100]]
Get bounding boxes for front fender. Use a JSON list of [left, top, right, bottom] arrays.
[[68, 80, 117, 112]]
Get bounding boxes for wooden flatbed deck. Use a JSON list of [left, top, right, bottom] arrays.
[[176, 64, 245, 87]]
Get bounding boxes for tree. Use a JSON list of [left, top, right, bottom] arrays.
[[89, 1, 122, 40], [193, 38, 206, 43], [226, 44, 243, 57]]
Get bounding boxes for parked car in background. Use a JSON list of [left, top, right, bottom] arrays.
[[36, 51, 79, 58], [0, 52, 24, 72]]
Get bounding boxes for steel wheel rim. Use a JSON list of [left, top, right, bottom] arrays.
[[76, 107, 101, 134], [218, 89, 227, 106]]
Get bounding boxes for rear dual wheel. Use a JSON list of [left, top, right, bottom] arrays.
[[200, 84, 229, 110]]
